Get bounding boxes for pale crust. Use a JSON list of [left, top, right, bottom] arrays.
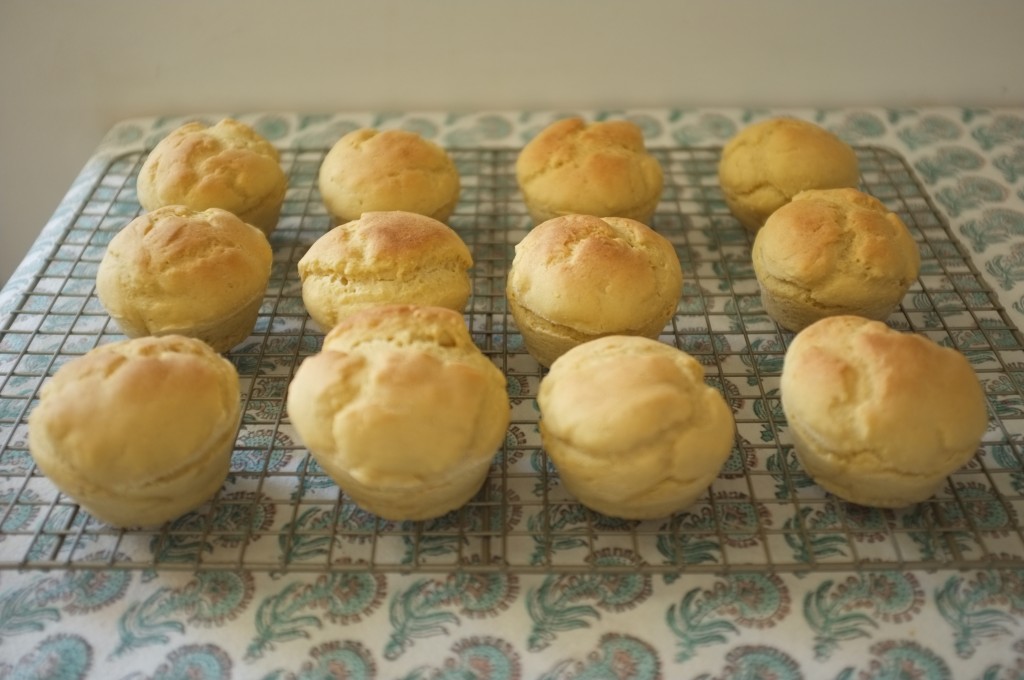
[[96, 206, 273, 352], [515, 117, 664, 224], [317, 128, 461, 223], [297, 211, 473, 331], [538, 335, 735, 519], [27, 335, 240, 527], [506, 214, 683, 366], [286, 305, 510, 521], [780, 315, 989, 507], [752, 188, 921, 332], [136, 119, 287, 235], [718, 117, 860, 232]]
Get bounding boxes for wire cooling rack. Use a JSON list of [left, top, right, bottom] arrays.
[[0, 145, 1022, 575]]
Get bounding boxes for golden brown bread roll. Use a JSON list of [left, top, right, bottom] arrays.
[[506, 214, 683, 367], [136, 118, 287, 236], [538, 335, 736, 519], [751, 188, 920, 332], [96, 205, 273, 353], [297, 211, 473, 332], [286, 305, 510, 521], [780, 315, 989, 508], [718, 117, 860, 232], [515, 117, 664, 224], [317, 128, 461, 224], [28, 335, 241, 528]]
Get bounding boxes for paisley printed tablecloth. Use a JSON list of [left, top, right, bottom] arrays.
[[1, 108, 1023, 679]]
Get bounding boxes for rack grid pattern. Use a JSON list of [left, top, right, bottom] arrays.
[[1, 145, 1022, 574]]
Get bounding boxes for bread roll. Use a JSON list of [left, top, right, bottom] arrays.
[[297, 211, 473, 332], [538, 335, 735, 519], [96, 205, 273, 353], [317, 128, 461, 224], [28, 335, 241, 528], [137, 118, 287, 236], [515, 117, 664, 224], [506, 214, 683, 367], [752, 188, 920, 332], [780, 315, 989, 508], [718, 117, 860, 232], [286, 305, 510, 521]]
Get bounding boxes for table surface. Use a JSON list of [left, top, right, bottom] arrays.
[[1, 108, 1023, 680]]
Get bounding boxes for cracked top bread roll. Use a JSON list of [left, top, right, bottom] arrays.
[[286, 305, 510, 521], [97, 205, 273, 353], [780, 315, 989, 508], [297, 211, 473, 332], [28, 335, 241, 528], [317, 128, 461, 224], [137, 118, 287, 236], [515, 117, 664, 224], [506, 214, 683, 367], [538, 335, 736, 519], [752, 188, 920, 332], [718, 117, 860, 232]]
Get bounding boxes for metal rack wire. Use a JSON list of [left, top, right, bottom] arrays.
[[0, 145, 1022, 574]]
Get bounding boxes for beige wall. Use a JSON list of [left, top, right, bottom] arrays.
[[2, 0, 1023, 286]]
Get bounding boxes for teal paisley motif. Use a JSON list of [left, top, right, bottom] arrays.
[[382, 569, 520, 661], [804, 573, 924, 660], [832, 111, 886, 142], [0, 487, 39, 532], [145, 644, 232, 680], [538, 634, 660, 680], [972, 115, 1024, 151], [401, 486, 522, 564], [840, 640, 951, 680], [265, 640, 376, 680], [527, 501, 635, 565], [896, 115, 962, 150], [983, 240, 1024, 290], [398, 636, 520, 680], [442, 114, 514, 147], [670, 113, 737, 146], [719, 446, 755, 477], [666, 573, 790, 662], [292, 120, 363, 150], [252, 114, 291, 142], [0, 560, 131, 646], [990, 443, 1024, 494], [0, 634, 92, 680], [505, 372, 532, 406], [623, 113, 664, 140], [116, 571, 255, 657], [959, 207, 1024, 253], [783, 507, 847, 563], [770, 446, 815, 499], [712, 254, 756, 288], [150, 491, 276, 563], [914, 146, 986, 185], [676, 331, 731, 365], [935, 176, 1008, 218], [993, 145, 1024, 183], [400, 117, 441, 140], [935, 568, 1024, 658], [526, 549, 652, 652], [246, 568, 386, 660], [230, 428, 293, 473], [724, 295, 770, 331], [61, 568, 133, 614], [693, 645, 802, 680], [102, 121, 144, 148], [739, 337, 786, 382]]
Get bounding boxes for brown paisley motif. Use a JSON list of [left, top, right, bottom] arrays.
[[448, 559, 520, 619]]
